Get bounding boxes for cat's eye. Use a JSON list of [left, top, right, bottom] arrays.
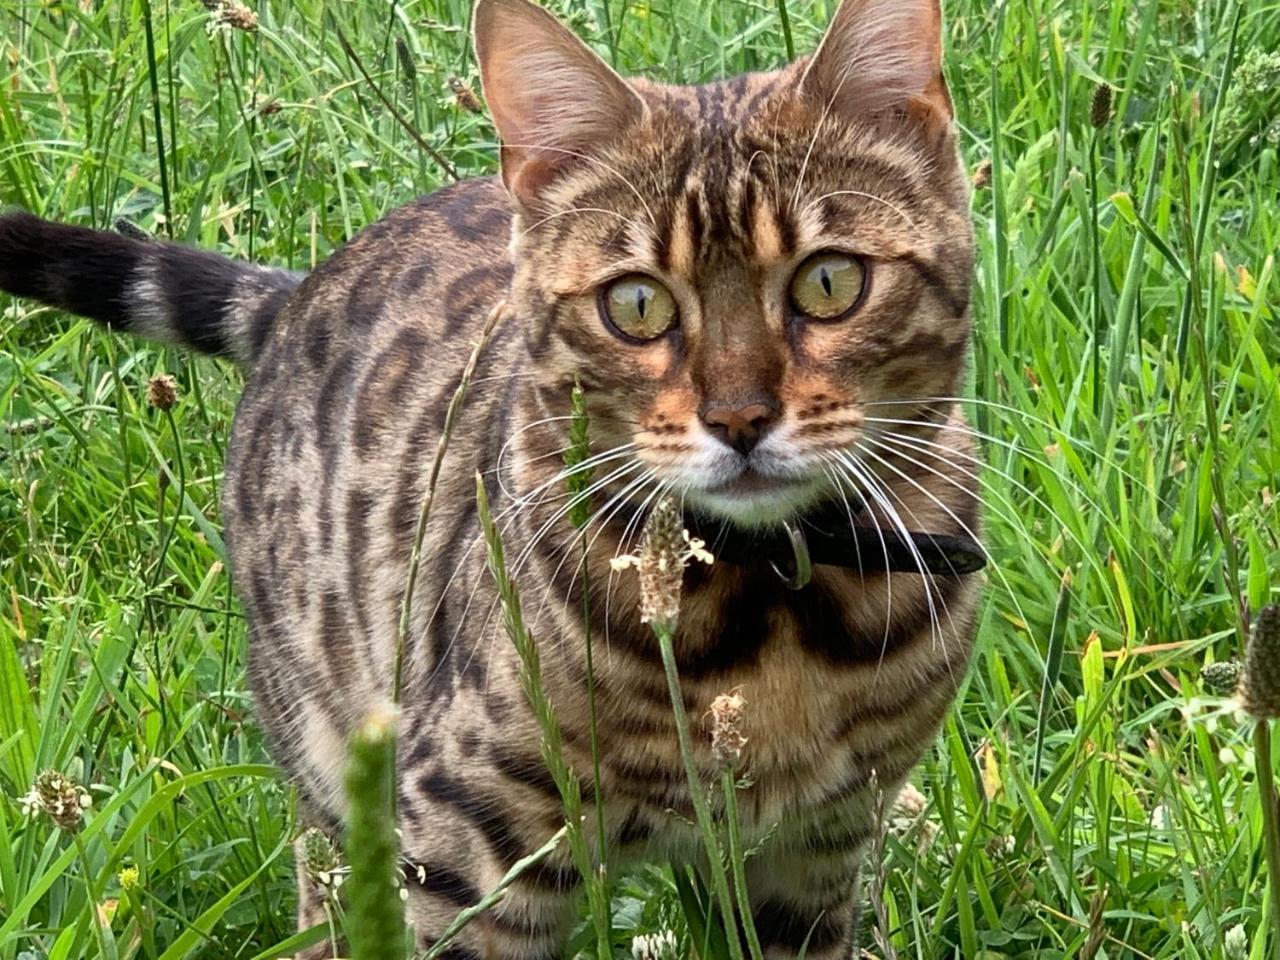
[[600, 275, 679, 342], [789, 252, 867, 321]]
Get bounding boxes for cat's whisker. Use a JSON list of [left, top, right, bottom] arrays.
[[602, 475, 676, 664], [498, 442, 639, 504], [497, 142, 658, 229], [424, 460, 646, 687], [801, 189, 916, 229], [544, 475, 675, 668], [866, 426, 1171, 590], [850, 439, 1028, 673], [860, 407, 1170, 509], [525, 469, 661, 637], [865, 417, 1165, 540], [831, 450, 950, 660], [821, 453, 899, 676], [518, 206, 654, 241]]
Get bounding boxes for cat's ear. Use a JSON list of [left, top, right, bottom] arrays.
[[798, 0, 953, 130], [474, 0, 646, 208]]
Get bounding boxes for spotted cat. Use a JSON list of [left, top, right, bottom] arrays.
[[0, 0, 981, 955]]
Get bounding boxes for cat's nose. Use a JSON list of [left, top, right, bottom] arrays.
[[699, 400, 779, 455]]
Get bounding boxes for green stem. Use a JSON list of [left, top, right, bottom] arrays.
[[476, 477, 612, 960], [74, 832, 115, 960], [721, 769, 763, 960], [1255, 720, 1280, 960], [579, 552, 612, 937], [775, 0, 794, 61], [394, 304, 503, 706], [657, 626, 744, 960]]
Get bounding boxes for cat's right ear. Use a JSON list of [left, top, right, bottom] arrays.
[[474, 0, 646, 209]]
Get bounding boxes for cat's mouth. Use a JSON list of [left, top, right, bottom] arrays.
[[686, 467, 824, 527], [709, 468, 802, 495]]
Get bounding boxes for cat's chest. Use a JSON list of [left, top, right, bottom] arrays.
[[564, 567, 977, 824]]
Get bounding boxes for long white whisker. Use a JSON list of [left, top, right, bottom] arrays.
[[822, 453, 896, 673], [833, 451, 947, 658], [801, 189, 916, 228], [869, 427, 1172, 592]]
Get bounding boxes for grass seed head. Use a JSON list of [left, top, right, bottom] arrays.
[[610, 496, 713, 633], [1224, 923, 1249, 960], [1242, 604, 1280, 719], [300, 827, 344, 890], [708, 690, 748, 769], [202, 0, 258, 33], [448, 76, 484, 114], [146, 373, 178, 411], [971, 157, 992, 189], [395, 38, 417, 81], [20, 769, 91, 831], [118, 865, 140, 892], [1090, 82, 1113, 129], [631, 930, 678, 960]]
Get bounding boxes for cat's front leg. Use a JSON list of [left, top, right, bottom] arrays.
[[744, 834, 866, 959], [403, 869, 580, 960], [398, 761, 582, 959]]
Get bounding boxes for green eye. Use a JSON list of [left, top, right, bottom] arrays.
[[600, 275, 679, 341], [789, 252, 866, 320]]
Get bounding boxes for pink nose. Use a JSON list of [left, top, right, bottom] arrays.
[[699, 401, 777, 455]]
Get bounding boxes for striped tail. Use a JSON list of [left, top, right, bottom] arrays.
[[0, 212, 304, 365]]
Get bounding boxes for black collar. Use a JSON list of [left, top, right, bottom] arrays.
[[684, 500, 986, 590]]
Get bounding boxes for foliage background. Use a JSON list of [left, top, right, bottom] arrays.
[[1, 0, 1278, 957]]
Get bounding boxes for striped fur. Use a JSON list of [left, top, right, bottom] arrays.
[[0, 212, 301, 364], [0, 0, 979, 956]]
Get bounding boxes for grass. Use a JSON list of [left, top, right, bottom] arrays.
[[1, 0, 1279, 957]]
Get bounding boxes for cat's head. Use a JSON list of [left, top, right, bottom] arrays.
[[476, 0, 973, 527]]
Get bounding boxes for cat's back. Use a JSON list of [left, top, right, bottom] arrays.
[[222, 176, 517, 793], [254, 175, 511, 385]]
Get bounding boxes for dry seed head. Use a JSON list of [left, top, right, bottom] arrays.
[[708, 690, 748, 769], [19, 769, 92, 831], [610, 496, 713, 632], [146, 373, 177, 411], [1242, 604, 1280, 719], [970, 157, 992, 190], [203, 0, 258, 32], [448, 76, 484, 114], [1090, 82, 1113, 129]]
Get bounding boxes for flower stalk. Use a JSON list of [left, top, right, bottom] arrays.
[[344, 703, 406, 960], [563, 379, 613, 942], [475, 473, 612, 960], [1244, 605, 1280, 959], [616, 497, 742, 959]]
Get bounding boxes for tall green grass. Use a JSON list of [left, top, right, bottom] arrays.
[[1, 0, 1278, 957]]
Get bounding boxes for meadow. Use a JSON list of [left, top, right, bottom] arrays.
[[1, 0, 1279, 957]]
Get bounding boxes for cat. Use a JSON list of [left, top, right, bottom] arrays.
[[0, 0, 981, 956]]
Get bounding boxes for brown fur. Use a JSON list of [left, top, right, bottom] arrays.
[[0, 1, 979, 956]]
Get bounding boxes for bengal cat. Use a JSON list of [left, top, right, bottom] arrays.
[[0, 0, 981, 955]]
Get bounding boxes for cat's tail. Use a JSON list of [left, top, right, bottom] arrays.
[[0, 211, 304, 365]]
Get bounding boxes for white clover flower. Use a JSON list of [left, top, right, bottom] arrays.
[[631, 929, 678, 960], [1224, 923, 1248, 960]]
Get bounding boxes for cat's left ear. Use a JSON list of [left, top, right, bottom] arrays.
[[474, 0, 647, 209], [797, 0, 953, 132]]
